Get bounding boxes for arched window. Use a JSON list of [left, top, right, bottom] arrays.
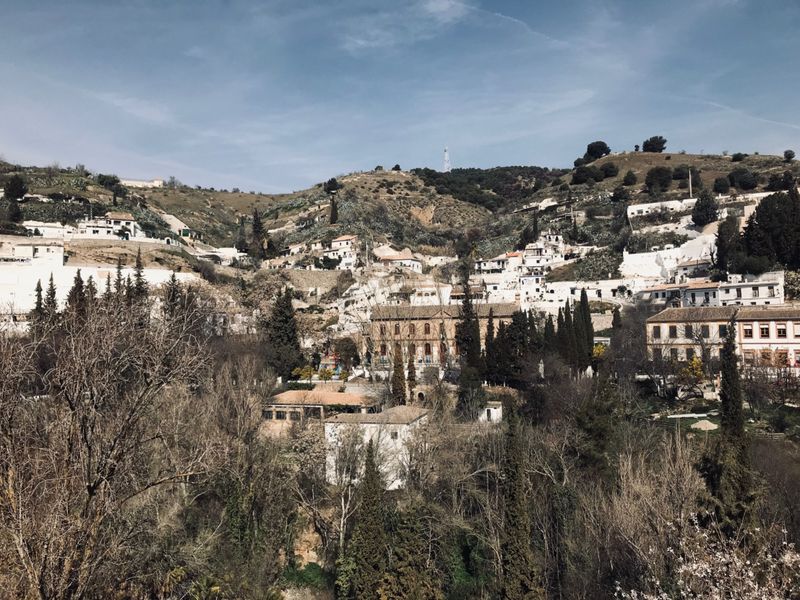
[[409, 343, 416, 358], [379, 324, 386, 335], [409, 323, 416, 335], [424, 343, 432, 355], [394, 324, 401, 335], [440, 342, 448, 365], [380, 344, 387, 356], [424, 323, 431, 335]]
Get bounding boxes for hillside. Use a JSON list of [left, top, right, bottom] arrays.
[[2, 150, 798, 259]]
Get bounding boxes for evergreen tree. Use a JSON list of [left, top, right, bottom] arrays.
[[263, 288, 304, 380], [133, 247, 148, 299], [543, 315, 556, 354], [715, 215, 740, 274], [484, 309, 496, 383], [330, 198, 339, 224], [378, 508, 444, 599], [29, 279, 44, 335], [406, 353, 416, 404], [500, 401, 541, 598], [124, 275, 134, 306], [622, 170, 637, 186], [562, 301, 578, 368], [114, 258, 125, 298], [65, 269, 86, 314], [698, 318, 755, 536], [574, 379, 618, 481], [391, 354, 407, 406], [85, 276, 97, 308], [250, 208, 266, 260], [234, 216, 248, 253], [163, 272, 182, 318], [102, 273, 113, 305], [692, 189, 718, 227], [339, 440, 388, 599], [43, 274, 57, 318], [578, 289, 593, 352]]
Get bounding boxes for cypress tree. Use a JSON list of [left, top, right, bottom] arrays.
[[406, 353, 416, 404], [555, 308, 566, 358], [562, 301, 577, 368], [340, 440, 387, 599], [102, 273, 113, 305], [698, 317, 755, 536], [114, 258, 125, 297], [691, 189, 718, 227], [578, 289, 593, 353], [485, 309, 496, 383], [133, 247, 147, 299], [43, 274, 57, 318], [543, 315, 556, 353], [124, 275, 134, 306], [391, 354, 407, 406], [65, 269, 85, 314], [85, 276, 97, 308], [378, 508, 444, 599], [29, 280, 44, 336], [263, 288, 304, 380], [455, 274, 481, 372], [163, 272, 181, 318], [235, 216, 248, 253], [330, 197, 339, 224], [250, 208, 266, 259], [500, 400, 542, 598]]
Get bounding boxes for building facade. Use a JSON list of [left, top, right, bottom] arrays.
[[369, 302, 517, 367], [646, 305, 800, 368]]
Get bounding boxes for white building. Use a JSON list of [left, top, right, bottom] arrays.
[[23, 221, 77, 238], [120, 178, 164, 189], [77, 211, 143, 239], [637, 271, 785, 308], [0, 240, 64, 264], [324, 405, 429, 490]]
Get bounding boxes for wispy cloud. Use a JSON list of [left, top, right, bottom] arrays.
[[94, 92, 174, 125]]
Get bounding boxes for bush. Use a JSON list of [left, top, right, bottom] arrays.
[[728, 167, 758, 190], [622, 170, 637, 186], [571, 165, 604, 185], [645, 166, 673, 194], [731, 152, 748, 162], [784, 149, 795, 163], [713, 177, 731, 193], [600, 162, 619, 178]]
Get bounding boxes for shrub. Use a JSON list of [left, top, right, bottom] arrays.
[[713, 177, 731, 194], [731, 152, 748, 162], [622, 170, 637, 186], [600, 162, 619, 178], [645, 166, 673, 194], [728, 168, 758, 190], [571, 165, 604, 185], [784, 149, 795, 163]]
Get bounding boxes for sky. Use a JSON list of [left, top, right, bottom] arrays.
[[0, 0, 798, 193]]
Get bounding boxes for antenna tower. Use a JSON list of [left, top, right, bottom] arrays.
[[443, 147, 451, 173]]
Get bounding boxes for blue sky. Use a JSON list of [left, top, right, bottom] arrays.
[[1, 0, 798, 192]]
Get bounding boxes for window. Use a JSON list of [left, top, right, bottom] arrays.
[[652, 348, 662, 361], [668, 325, 677, 339], [701, 325, 710, 338], [424, 323, 431, 335], [670, 348, 679, 361], [394, 324, 401, 335], [275, 411, 286, 420], [760, 324, 770, 338], [777, 325, 787, 339], [743, 325, 753, 338], [776, 351, 789, 367], [380, 324, 386, 335], [424, 343, 432, 356], [409, 324, 415, 335], [486, 408, 492, 422], [736, 288, 742, 298], [760, 350, 772, 364], [743, 351, 754, 365], [652, 325, 661, 339], [686, 348, 695, 361], [409, 343, 416, 357], [380, 344, 387, 356], [263, 410, 273, 420], [752, 286, 759, 298], [719, 324, 728, 338], [390, 431, 398, 440], [289, 411, 300, 421], [685, 324, 693, 338], [768, 285, 776, 297]]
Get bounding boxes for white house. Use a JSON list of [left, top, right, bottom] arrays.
[[23, 221, 77, 238], [77, 212, 143, 240], [324, 405, 429, 490], [120, 178, 164, 189], [331, 234, 358, 251]]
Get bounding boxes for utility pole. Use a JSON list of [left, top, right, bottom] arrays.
[[688, 168, 693, 198], [443, 147, 451, 173]]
